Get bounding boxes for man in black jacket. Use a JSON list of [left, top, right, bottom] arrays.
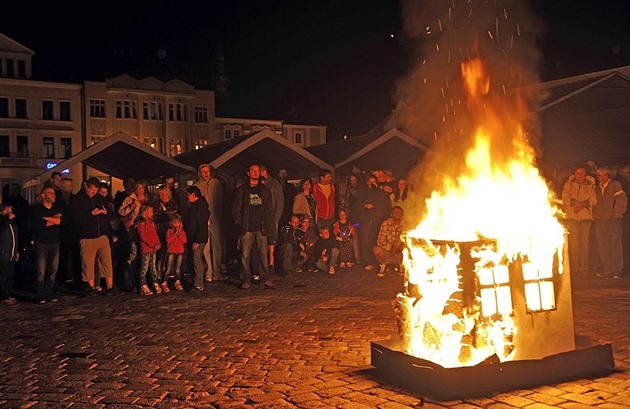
[[276, 215, 305, 275], [71, 177, 117, 296], [30, 186, 66, 303], [183, 186, 210, 291], [232, 164, 277, 289]]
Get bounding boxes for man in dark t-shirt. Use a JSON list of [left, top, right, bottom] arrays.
[[232, 164, 276, 289]]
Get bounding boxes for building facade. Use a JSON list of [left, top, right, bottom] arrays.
[[0, 34, 83, 198], [215, 117, 326, 146], [1, 32, 326, 200]]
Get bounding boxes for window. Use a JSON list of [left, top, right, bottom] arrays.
[[15, 98, 27, 119], [17, 136, 28, 157], [233, 128, 240, 137], [0, 135, 8, 157], [143, 102, 163, 120], [6, 59, 14, 77], [170, 138, 184, 156], [224, 129, 231, 139], [0, 97, 9, 117], [477, 263, 513, 317], [90, 99, 106, 117], [143, 137, 163, 153], [59, 101, 71, 121], [168, 103, 187, 122], [522, 263, 556, 312], [42, 137, 55, 158], [194, 106, 208, 123], [294, 132, 304, 144], [42, 100, 54, 120], [18, 60, 26, 78], [195, 139, 209, 149], [60, 138, 72, 159], [115, 100, 137, 119], [90, 135, 105, 145]]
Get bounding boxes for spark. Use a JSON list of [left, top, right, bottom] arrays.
[[488, 30, 494, 41]]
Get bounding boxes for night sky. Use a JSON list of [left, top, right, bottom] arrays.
[[1, 0, 628, 140]]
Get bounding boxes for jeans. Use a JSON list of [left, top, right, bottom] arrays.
[[138, 251, 159, 286], [35, 242, 60, 301], [191, 243, 207, 288], [166, 253, 184, 281], [316, 247, 339, 272], [239, 231, 269, 283]]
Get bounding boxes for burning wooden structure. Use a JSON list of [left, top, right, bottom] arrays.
[[371, 238, 615, 399]]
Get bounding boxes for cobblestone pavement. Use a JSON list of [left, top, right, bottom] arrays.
[[0, 267, 628, 409]]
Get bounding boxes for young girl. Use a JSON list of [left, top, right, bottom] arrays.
[[136, 203, 162, 295], [332, 209, 356, 267], [165, 214, 187, 291]]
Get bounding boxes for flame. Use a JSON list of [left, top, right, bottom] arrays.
[[398, 59, 565, 368]]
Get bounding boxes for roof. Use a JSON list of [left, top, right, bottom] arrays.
[[0, 32, 35, 55], [174, 128, 333, 177], [533, 68, 630, 169], [24, 132, 196, 187], [306, 128, 428, 174]]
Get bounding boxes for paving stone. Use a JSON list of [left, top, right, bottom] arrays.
[[0, 269, 627, 408]]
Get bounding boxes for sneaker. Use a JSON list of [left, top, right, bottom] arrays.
[[161, 282, 171, 293], [347, 262, 354, 267], [295, 267, 303, 273], [339, 262, 346, 268], [84, 287, 98, 298], [204, 276, 213, 283], [140, 285, 153, 296], [2, 297, 17, 305], [174, 280, 184, 291], [377, 265, 386, 278], [152, 283, 162, 294], [252, 275, 261, 282], [47, 297, 58, 302], [263, 280, 277, 289], [37, 299, 46, 304], [328, 267, 336, 275], [365, 265, 376, 271], [240, 281, 251, 290], [191, 285, 204, 292]]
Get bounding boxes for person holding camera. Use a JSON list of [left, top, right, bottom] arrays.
[[373, 206, 406, 278]]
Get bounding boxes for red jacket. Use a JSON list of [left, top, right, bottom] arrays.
[[166, 227, 187, 254], [312, 183, 336, 220], [137, 219, 161, 253]]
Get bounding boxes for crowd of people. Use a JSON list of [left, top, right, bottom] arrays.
[[561, 164, 629, 279], [0, 164, 413, 305]]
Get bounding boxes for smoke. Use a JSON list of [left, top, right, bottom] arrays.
[[388, 0, 546, 203]]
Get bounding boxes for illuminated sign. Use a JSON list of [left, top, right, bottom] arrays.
[[45, 163, 70, 174]]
